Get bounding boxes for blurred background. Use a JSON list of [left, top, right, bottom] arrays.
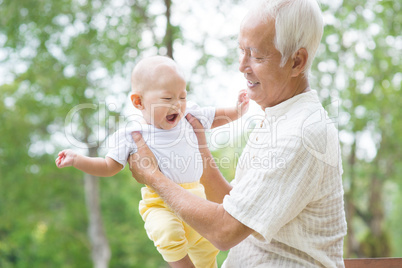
[[0, 0, 401, 267]]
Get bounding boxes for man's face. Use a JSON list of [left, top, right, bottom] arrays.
[[238, 14, 294, 109], [141, 68, 187, 130]]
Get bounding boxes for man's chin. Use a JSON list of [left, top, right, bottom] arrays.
[[246, 88, 258, 101]]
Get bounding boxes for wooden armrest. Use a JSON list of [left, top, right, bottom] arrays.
[[344, 258, 402, 268]]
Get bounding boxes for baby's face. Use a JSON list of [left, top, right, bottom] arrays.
[[141, 70, 187, 130]]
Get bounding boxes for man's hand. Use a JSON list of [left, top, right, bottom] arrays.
[[128, 131, 161, 185], [56, 149, 77, 168], [185, 114, 214, 163], [186, 113, 233, 204], [185, 114, 208, 149]]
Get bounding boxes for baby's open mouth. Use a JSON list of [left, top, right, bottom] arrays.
[[166, 113, 178, 123]]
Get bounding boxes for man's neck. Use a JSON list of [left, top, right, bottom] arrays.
[[291, 76, 310, 97]]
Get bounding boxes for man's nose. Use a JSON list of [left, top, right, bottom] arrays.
[[239, 54, 251, 73]]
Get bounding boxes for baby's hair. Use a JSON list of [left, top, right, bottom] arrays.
[[131, 56, 184, 94]]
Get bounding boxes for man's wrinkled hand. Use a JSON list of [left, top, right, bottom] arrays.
[[128, 131, 160, 185], [186, 114, 208, 149], [186, 114, 215, 167]]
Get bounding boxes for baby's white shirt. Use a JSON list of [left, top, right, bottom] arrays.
[[106, 101, 216, 184]]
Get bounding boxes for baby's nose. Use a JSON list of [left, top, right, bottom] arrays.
[[172, 100, 181, 109]]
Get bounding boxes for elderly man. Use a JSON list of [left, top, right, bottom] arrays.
[[129, 0, 347, 267]]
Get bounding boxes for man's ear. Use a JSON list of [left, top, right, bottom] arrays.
[[291, 48, 308, 77], [131, 93, 144, 110]]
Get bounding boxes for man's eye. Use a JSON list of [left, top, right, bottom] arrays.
[[251, 55, 264, 61], [251, 53, 262, 59]]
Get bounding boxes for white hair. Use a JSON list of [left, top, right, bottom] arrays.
[[250, 0, 323, 75]]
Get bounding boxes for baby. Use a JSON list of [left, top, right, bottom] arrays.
[[56, 56, 249, 267]]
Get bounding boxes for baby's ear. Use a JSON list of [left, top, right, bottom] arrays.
[[131, 93, 144, 110]]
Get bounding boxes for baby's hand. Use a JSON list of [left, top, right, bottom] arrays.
[[237, 89, 250, 116], [55, 149, 77, 168]]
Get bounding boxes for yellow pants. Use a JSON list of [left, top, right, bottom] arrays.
[[139, 181, 219, 267]]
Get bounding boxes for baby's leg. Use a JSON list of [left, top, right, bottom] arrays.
[[188, 235, 219, 268], [168, 255, 195, 268], [183, 221, 219, 268], [143, 206, 194, 265]]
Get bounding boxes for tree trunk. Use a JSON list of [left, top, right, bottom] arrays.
[[359, 136, 391, 258], [84, 147, 111, 268], [369, 176, 384, 238], [164, 0, 174, 58], [360, 166, 391, 257], [345, 138, 360, 257]]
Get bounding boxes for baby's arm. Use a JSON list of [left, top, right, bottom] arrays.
[[56, 149, 122, 177], [211, 89, 249, 129]]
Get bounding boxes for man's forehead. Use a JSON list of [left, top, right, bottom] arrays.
[[238, 26, 275, 52], [237, 37, 272, 54], [238, 42, 263, 52]]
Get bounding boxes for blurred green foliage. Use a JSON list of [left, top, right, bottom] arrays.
[[313, 0, 402, 257]]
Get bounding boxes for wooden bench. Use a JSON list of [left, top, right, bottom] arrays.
[[344, 258, 402, 268]]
